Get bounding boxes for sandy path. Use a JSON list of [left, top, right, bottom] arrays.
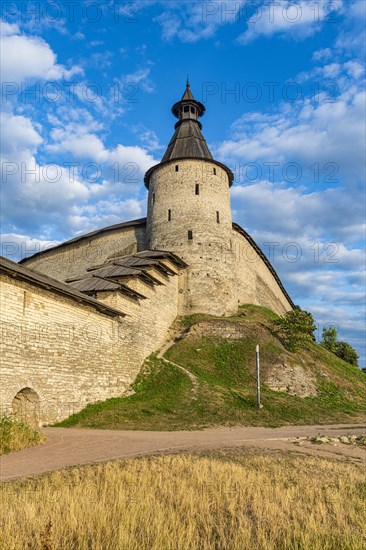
[[1, 424, 364, 481]]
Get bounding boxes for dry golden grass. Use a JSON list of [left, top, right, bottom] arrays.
[[0, 416, 45, 455], [0, 449, 365, 550]]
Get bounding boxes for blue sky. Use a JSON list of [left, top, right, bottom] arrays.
[[1, 1, 365, 365]]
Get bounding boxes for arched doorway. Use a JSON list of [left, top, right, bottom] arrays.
[[12, 388, 41, 426]]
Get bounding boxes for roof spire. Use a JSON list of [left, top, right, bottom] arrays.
[[144, 82, 234, 187], [181, 78, 195, 101]]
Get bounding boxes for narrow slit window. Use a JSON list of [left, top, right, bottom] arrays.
[[175, 165, 179, 172], [190, 106, 195, 114], [216, 211, 220, 223], [195, 184, 200, 195], [152, 193, 155, 205], [188, 230, 193, 241], [168, 209, 171, 221], [213, 167, 217, 175], [184, 106, 189, 113]]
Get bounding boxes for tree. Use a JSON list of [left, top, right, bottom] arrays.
[[321, 326, 359, 367], [272, 307, 317, 352], [320, 326, 337, 354], [334, 341, 359, 367]]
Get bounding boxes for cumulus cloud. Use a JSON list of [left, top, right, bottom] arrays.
[[118, 64, 156, 93], [1, 111, 42, 155], [0, 20, 83, 82], [237, 0, 343, 44], [155, 0, 244, 43], [132, 125, 164, 152], [335, 0, 366, 55], [231, 180, 365, 250], [1, 107, 155, 241], [0, 233, 60, 263], [217, 87, 366, 186]]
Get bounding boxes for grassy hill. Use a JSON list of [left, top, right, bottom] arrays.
[[57, 305, 365, 430]]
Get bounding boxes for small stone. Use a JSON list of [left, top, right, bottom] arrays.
[[315, 436, 329, 444], [339, 436, 350, 444]]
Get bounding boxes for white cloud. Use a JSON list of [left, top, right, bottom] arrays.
[[0, 22, 83, 82], [155, 1, 244, 43], [0, 233, 60, 262], [132, 124, 163, 151], [108, 144, 155, 177], [231, 181, 365, 246], [217, 88, 366, 185], [1, 111, 42, 155], [237, 0, 343, 44], [1, 107, 155, 240], [119, 64, 155, 93], [343, 61, 365, 80], [312, 48, 333, 62], [47, 132, 109, 163], [0, 20, 20, 36]]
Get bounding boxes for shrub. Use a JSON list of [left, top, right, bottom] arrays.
[[321, 327, 359, 367], [320, 326, 337, 354], [0, 415, 45, 455], [334, 341, 359, 367], [272, 307, 317, 352]]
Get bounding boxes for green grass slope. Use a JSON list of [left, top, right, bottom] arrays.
[[57, 305, 365, 430]]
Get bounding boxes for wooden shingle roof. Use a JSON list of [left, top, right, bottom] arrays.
[[0, 256, 125, 317]]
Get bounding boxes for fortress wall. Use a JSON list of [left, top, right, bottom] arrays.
[[232, 230, 292, 316], [20, 224, 147, 282], [0, 273, 137, 424], [97, 272, 179, 364], [147, 160, 237, 315]]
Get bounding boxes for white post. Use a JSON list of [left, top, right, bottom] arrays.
[[256, 344, 262, 409]]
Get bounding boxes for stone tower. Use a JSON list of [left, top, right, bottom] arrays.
[[145, 81, 237, 315]]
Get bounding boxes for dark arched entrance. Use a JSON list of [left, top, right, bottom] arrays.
[[12, 387, 41, 426]]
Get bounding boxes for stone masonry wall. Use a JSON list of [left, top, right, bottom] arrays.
[[232, 230, 292, 316], [21, 224, 147, 282], [96, 269, 179, 364], [147, 159, 238, 316], [0, 266, 179, 424]]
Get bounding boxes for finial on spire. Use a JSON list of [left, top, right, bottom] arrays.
[[181, 79, 195, 101], [172, 81, 206, 120]]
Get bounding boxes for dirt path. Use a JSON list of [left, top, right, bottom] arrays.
[[157, 338, 200, 395], [1, 424, 364, 481]]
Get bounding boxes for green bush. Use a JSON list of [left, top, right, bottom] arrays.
[[321, 327, 359, 367], [0, 415, 45, 455], [272, 307, 316, 352]]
